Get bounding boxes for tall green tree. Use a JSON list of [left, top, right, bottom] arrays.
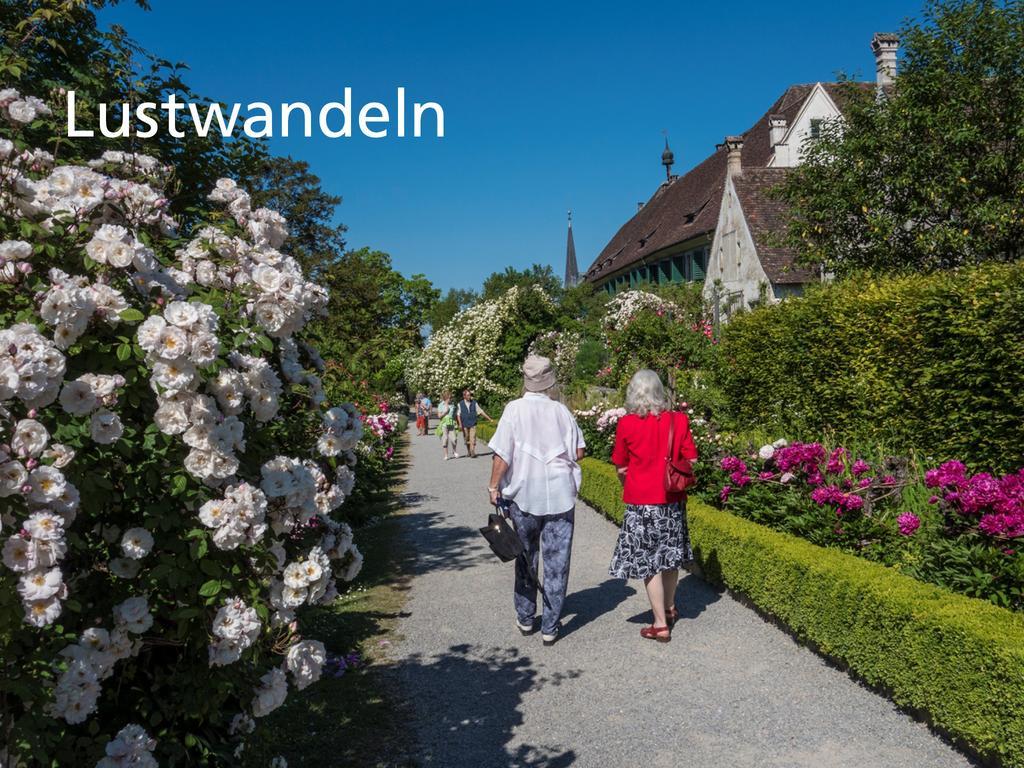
[[778, 0, 1024, 274], [426, 287, 478, 331], [481, 263, 562, 301], [315, 248, 439, 393], [249, 156, 348, 275]]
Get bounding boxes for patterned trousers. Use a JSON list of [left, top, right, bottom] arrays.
[[508, 502, 574, 636]]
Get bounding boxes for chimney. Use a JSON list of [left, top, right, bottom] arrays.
[[769, 114, 787, 147], [637, 202, 645, 212], [722, 136, 743, 178], [871, 33, 899, 91]]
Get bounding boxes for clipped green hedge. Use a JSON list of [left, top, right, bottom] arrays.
[[578, 457, 1024, 767], [715, 263, 1024, 471]]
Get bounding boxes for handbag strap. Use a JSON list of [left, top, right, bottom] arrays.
[[666, 411, 675, 463]]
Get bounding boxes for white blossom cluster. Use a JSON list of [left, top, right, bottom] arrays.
[[175, 179, 328, 339], [248, 637, 326, 718], [0, 323, 66, 407], [0, 87, 51, 124], [0, 238, 33, 284], [1, 415, 79, 626], [209, 596, 261, 666], [95, 723, 158, 768], [49, 597, 151, 724], [407, 285, 554, 400], [88, 150, 171, 183], [317, 404, 363, 458], [527, 329, 582, 382], [59, 372, 126, 444], [40, 266, 130, 349], [5, 149, 174, 235], [198, 482, 268, 550], [603, 289, 679, 332]]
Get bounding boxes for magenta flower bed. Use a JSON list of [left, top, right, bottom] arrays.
[[705, 442, 1024, 611]]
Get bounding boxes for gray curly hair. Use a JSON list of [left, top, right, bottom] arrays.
[[624, 369, 669, 417]]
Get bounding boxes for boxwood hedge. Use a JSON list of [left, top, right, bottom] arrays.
[[714, 263, 1024, 471], [578, 457, 1024, 767]]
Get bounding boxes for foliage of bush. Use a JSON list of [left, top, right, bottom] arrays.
[[601, 290, 716, 396], [576, 458, 1024, 767], [715, 264, 1024, 472], [0, 91, 366, 766]]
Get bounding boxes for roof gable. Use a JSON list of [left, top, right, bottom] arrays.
[[585, 81, 868, 283]]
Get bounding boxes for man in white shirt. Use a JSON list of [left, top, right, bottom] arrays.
[[487, 355, 586, 646]]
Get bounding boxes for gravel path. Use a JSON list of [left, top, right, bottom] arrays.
[[390, 426, 976, 768]]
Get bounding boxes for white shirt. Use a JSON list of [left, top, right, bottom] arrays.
[[488, 393, 586, 516]]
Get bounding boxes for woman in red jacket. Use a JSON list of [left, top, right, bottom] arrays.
[[609, 369, 698, 642]]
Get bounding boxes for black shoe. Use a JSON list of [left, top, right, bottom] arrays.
[[515, 618, 536, 636]]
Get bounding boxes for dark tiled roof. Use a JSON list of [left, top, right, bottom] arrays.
[[585, 81, 872, 283], [731, 168, 817, 284]]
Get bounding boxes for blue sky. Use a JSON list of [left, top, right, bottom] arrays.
[[101, 0, 924, 293]]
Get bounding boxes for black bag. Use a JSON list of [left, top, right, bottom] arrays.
[[479, 510, 524, 562], [481, 500, 550, 608]]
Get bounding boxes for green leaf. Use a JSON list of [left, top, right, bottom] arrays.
[[119, 308, 146, 323], [198, 580, 222, 598], [116, 343, 132, 362]]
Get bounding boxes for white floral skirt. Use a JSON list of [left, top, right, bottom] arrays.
[[608, 501, 692, 580]]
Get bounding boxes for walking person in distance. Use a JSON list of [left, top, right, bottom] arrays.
[[609, 369, 698, 642], [457, 387, 492, 458], [487, 356, 586, 646], [436, 390, 459, 460]]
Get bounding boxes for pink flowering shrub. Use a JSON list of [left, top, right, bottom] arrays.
[[925, 461, 1024, 539], [705, 442, 1024, 610]]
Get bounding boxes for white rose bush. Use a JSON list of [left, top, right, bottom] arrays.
[[407, 284, 557, 401], [0, 91, 365, 766]]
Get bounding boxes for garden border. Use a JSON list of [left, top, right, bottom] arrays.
[[577, 456, 1024, 768]]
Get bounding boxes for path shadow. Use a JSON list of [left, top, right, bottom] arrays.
[[387, 643, 580, 767], [626, 571, 722, 624], [559, 578, 636, 639], [396, 511, 492, 577]]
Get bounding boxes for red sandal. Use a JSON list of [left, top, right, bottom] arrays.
[[640, 624, 671, 642]]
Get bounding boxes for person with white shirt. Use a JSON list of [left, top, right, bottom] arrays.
[[487, 355, 586, 646]]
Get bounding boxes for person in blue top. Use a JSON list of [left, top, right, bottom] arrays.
[[456, 387, 493, 458]]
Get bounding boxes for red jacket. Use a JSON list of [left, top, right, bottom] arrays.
[[611, 411, 698, 505]]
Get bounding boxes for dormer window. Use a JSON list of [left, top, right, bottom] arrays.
[[809, 119, 823, 139]]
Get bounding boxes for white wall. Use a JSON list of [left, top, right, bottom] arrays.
[[769, 84, 843, 168], [703, 175, 774, 317]]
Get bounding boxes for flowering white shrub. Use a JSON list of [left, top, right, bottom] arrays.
[[407, 285, 554, 400], [0, 90, 363, 766], [603, 289, 678, 332], [527, 329, 581, 382]]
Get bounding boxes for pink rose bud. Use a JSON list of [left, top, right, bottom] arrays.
[[25, 458, 38, 470], [20, 484, 32, 494], [27, 409, 36, 419], [17, 262, 31, 274]]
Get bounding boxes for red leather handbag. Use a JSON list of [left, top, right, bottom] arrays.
[[664, 412, 695, 494]]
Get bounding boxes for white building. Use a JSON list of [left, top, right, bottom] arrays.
[[704, 33, 900, 318]]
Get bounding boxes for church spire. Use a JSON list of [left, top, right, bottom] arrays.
[[564, 210, 579, 288]]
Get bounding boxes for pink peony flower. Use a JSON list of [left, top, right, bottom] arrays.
[[851, 459, 871, 477], [897, 513, 921, 536]]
